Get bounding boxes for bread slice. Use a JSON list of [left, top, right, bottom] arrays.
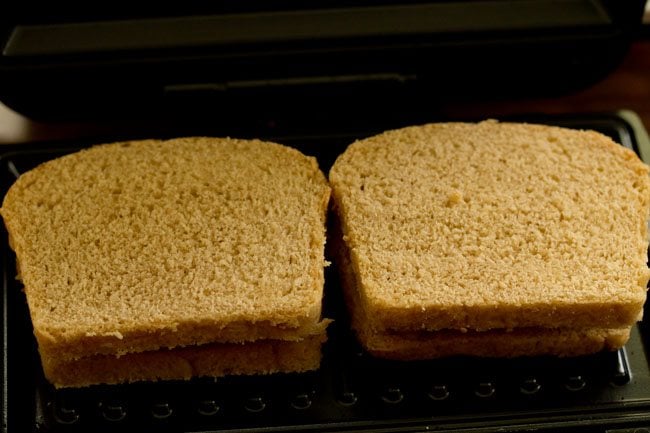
[[42, 334, 326, 388], [361, 327, 630, 360], [329, 121, 650, 338], [1, 137, 331, 366]]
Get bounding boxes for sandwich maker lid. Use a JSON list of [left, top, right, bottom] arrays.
[[0, 0, 646, 121]]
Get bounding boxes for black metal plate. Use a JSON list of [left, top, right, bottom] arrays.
[[2, 113, 650, 433]]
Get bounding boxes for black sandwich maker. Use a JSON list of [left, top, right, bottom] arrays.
[[1, 2, 649, 432]]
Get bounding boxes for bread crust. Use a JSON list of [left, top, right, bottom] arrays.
[[42, 334, 326, 388], [361, 327, 630, 360]]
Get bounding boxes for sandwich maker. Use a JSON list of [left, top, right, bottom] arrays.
[[1, 2, 650, 432]]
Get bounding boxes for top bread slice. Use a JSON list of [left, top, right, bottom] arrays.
[[1, 137, 331, 361], [329, 121, 650, 333]]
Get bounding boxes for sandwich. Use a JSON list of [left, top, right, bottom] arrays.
[[328, 120, 650, 359], [1, 137, 331, 387]]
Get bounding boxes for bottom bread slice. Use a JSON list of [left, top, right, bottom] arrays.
[[41, 334, 326, 388], [359, 327, 631, 360]]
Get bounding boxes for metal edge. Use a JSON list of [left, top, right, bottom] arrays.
[[618, 110, 650, 163], [3, 0, 612, 57], [1, 244, 7, 433], [0, 153, 10, 433]]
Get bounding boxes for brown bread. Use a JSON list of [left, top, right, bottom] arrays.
[[329, 121, 650, 357], [1, 137, 331, 385], [42, 335, 325, 388]]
